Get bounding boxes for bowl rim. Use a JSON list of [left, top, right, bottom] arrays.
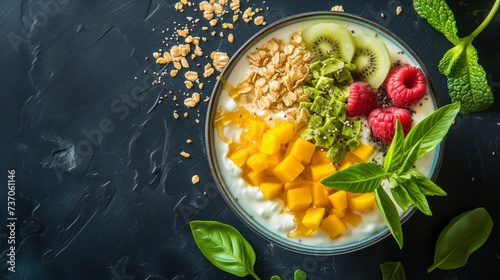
[[205, 11, 444, 255]]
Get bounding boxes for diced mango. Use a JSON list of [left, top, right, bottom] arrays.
[[328, 190, 347, 211], [349, 193, 375, 213], [312, 182, 329, 207], [245, 170, 267, 186], [287, 186, 312, 212], [290, 138, 316, 164], [267, 122, 295, 143], [260, 132, 282, 155], [332, 208, 346, 218], [302, 207, 326, 230], [322, 214, 348, 238], [241, 119, 267, 142], [343, 212, 362, 226], [266, 152, 282, 173], [351, 143, 375, 162], [228, 148, 249, 168], [246, 153, 268, 172], [272, 155, 304, 183], [310, 149, 331, 164], [338, 160, 353, 171], [261, 182, 283, 200], [342, 152, 362, 165], [310, 163, 336, 182], [284, 179, 312, 191]]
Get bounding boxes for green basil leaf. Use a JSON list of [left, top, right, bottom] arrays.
[[375, 187, 404, 249], [321, 162, 387, 193], [404, 102, 460, 159], [428, 207, 494, 272], [190, 220, 261, 279], [408, 169, 447, 196], [384, 120, 405, 172], [390, 182, 412, 212], [398, 139, 421, 174], [270, 276, 281, 280], [413, 0, 460, 45], [400, 175, 432, 216], [380, 261, 407, 280]]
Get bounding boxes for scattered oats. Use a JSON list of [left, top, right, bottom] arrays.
[[219, 31, 224, 37], [242, 7, 255, 23], [185, 71, 199, 81], [204, 63, 215, 77], [228, 33, 234, 43], [380, 12, 385, 18], [331, 5, 344, 12], [175, 2, 184, 11], [186, 139, 193, 144], [152, 52, 161, 59], [173, 95, 178, 101], [211, 51, 229, 72], [202, 26, 209, 31], [184, 112, 189, 118], [180, 151, 191, 158], [181, 57, 190, 68], [254, 16, 265, 26], [184, 80, 194, 89], [191, 175, 200, 184], [173, 61, 182, 70], [195, 119, 200, 123], [396, 6, 402, 15], [209, 19, 218, 26], [170, 69, 179, 77], [173, 111, 180, 119], [192, 92, 201, 103], [232, 15, 239, 22], [199, 82, 204, 89], [203, 96, 210, 102]]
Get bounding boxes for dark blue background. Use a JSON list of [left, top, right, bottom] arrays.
[[1, 0, 499, 279]]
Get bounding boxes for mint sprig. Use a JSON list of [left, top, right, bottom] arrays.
[[321, 102, 460, 248], [413, 0, 499, 114]]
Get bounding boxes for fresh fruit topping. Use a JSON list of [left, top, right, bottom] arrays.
[[384, 65, 427, 108], [350, 35, 391, 89], [346, 81, 378, 117], [368, 106, 412, 144], [301, 22, 356, 62]]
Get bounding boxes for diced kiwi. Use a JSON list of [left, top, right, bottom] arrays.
[[350, 35, 391, 89], [301, 22, 356, 62]]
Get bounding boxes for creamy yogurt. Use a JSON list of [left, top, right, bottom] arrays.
[[210, 14, 440, 251]]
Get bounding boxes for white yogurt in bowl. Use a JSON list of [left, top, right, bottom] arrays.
[[205, 12, 442, 255]]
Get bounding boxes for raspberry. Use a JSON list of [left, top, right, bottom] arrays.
[[384, 65, 427, 108], [368, 106, 412, 144], [346, 81, 378, 117]]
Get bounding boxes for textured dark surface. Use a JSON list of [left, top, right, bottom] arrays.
[[1, 0, 499, 279]]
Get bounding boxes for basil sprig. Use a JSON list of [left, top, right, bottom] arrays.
[[322, 102, 461, 248], [190, 220, 261, 279], [380, 261, 407, 280]]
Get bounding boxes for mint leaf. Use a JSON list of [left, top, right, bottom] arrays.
[[321, 162, 386, 193], [404, 102, 460, 159], [438, 37, 471, 76], [375, 187, 404, 249], [413, 0, 460, 45], [447, 43, 494, 114]]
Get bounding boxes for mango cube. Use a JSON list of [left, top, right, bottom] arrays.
[[328, 190, 347, 211], [349, 193, 375, 213], [260, 132, 282, 155], [310, 163, 336, 182], [289, 138, 316, 164], [267, 122, 295, 143], [342, 152, 362, 165], [261, 182, 283, 200], [322, 214, 348, 238], [312, 182, 329, 207], [246, 153, 268, 172], [332, 208, 346, 219], [351, 143, 375, 162], [272, 155, 304, 183], [245, 170, 267, 186], [228, 148, 249, 168], [287, 186, 312, 212], [266, 152, 282, 173], [310, 149, 331, 164], [302, 207, 326, 230], [338, 160, 353, 171], [284, 179, 312, 191], [241, 119, 267, 142], [343, 212, 362, 226]]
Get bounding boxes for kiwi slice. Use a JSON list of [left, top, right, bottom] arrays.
[[350, 35, 391, 88], [301, 23, 355, 62]]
